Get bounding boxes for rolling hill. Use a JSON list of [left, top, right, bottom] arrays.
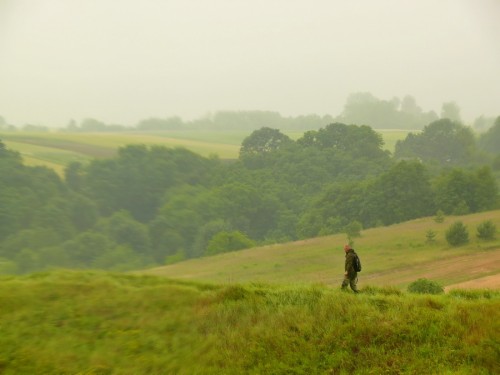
[[0, 211, 498, 373], [139, 210, 500, 291], [0, 129, 409, 175]]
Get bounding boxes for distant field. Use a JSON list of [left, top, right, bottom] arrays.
[[1, 129, 410, 174], [140, 210, 500, 290]]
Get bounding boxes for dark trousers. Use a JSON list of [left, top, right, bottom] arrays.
[[341, 273, 358, 292]]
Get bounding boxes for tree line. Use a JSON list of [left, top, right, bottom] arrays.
[[0, 118, 499, 274], [2, 93, 498, 133]]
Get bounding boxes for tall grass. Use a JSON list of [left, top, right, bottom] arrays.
[[0, 271, 498, 374]]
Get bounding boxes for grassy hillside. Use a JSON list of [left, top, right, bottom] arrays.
[[1, 129, 409, 175], [0, 271, 498, 374], [141, 210, 500, 290]]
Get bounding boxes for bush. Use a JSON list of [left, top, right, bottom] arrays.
[[407, 278, 444, 295], [476, 220, 497, 240], [425, 229, 437, 243], [206, 231, 256, 255], [345, 220, 362, 240], [434, 210, 445, 223], [445, 221, 469, 246]]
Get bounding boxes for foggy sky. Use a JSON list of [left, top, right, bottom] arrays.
[[1, 0, 499, 127]]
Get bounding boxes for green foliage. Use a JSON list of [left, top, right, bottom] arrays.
[[297, 122, 387, 160], [239, 127, 292, 166], [0, 272, 498, 374], [434, 209, 445, 223], [395, 118, 476, 165], [478, 116, 500, 154], [337, 92, 438, 129], [425, 229, 437, 243], [434, 167, 498, 215], [164, 250, 186, 265], [370, 160, 435, 225], [0, 124, 498, 273], [345, 220, 362, 242], [445, 221, 469, 247], [476, 220, 497, 240], [407, 278, 444, 294], [98, 210, 150, 253], [206, 231, 255, 255]]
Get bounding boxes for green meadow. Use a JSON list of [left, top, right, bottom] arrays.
[[141, 210, 500, 290], [0, 270, 498, 374], [0, 129, 409, 175]]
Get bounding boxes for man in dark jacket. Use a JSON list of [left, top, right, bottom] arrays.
[[341, 244, 359, 293]]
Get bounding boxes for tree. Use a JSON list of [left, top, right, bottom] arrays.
[[299, 123, 379, 153], [445, 221, 469, 247], [478, 116, 500, 155], [440, 101, 462, 123], [213, 182, 281, 240], [92, 245, 146, 271], [99, 210, 150, 254], [64, 162, 84, 191], [63, 231, 113, 267], [476, 220, 496, 241], [206, 231, 255, 255], [434, 167, 498, 215], [395, 118, 476, 165], [345, 221, 362, 242], [434, 210, 445, 223], [370, 161, 435, 225], [239, 127, 293, 166], [425, 230, 437, 244], [336, 92, 437, 129]]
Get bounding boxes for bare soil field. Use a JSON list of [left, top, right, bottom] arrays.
[[445, 274, 500, 291], [361, 248, 500, 290]]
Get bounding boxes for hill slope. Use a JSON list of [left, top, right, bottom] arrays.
[[0, 271, 498, 374], [140, 210, 500, 290]]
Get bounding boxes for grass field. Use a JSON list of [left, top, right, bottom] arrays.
[[140, 210, 500, 291], [0, 270, 498, 374], [1, 129, 410, 175]]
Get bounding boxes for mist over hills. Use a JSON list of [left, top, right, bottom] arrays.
[[1, 92, 497, 133]]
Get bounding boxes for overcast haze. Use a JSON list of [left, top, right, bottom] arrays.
[[1, 0, 499, 127]]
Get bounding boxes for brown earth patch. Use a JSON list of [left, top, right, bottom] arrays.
[[360, 248, 500, 290], [445, 274, 500, 291]]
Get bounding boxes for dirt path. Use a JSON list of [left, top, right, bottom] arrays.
[[445, 274, 500, 291], [361, 249, 500, 290]]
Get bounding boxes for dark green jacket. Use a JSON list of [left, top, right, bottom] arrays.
[[345, 249, 357, 276]]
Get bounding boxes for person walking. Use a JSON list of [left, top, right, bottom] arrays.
[[341, 244, 359, 293]]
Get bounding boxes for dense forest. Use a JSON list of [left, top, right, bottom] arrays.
[[1, 117, 499, 274]]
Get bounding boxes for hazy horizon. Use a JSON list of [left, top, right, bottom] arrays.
[[1, 0, 499, 127]]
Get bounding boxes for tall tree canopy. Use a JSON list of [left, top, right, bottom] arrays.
[[394, 119, 476, 165], [479, 116, 500, 155]]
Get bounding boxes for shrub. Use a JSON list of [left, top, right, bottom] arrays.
[[345, 220, 362, 240], [425, 229, 437, 243], [206, 231, 255, 255], [445, 221, 469, 246], [434, 210, 445, 223], [476, 220, 497, 240], [407, 278, 444, 295]]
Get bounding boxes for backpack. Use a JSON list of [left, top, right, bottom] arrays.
[[353, 252, 362, 272]]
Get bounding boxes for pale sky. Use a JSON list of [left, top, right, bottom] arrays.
[[1, 0, 499, 127]]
